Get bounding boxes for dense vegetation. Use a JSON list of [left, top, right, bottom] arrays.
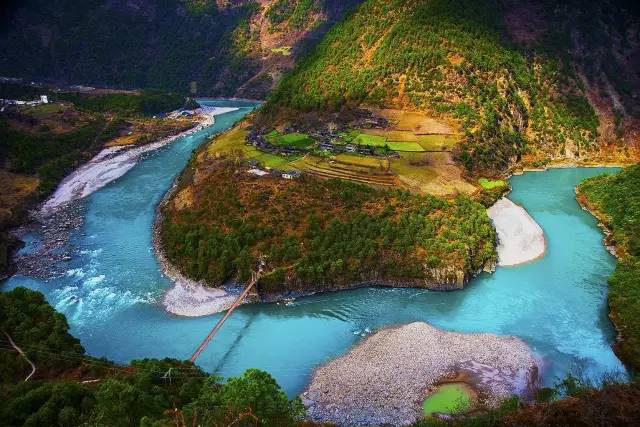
[[0, 115, 112, 194], [266, 0, 320, 28], [57, 90, 190, 117], [262, 0, 606, 174], [0, 84, 194, 278], [0, 88, 188, 195], [0, 0, 362, 99], [161, 160, 496, 294], [521, 0, 640, 121], [578, 165, 640, 370], [0, 0, 258, 95], [0, 287, 304, 427]]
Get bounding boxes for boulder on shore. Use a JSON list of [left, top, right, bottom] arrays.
[[487, 197, 545, 266], [303, 322, 539, 426]]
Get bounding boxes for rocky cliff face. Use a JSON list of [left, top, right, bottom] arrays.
[[501, 0, 640, 155], [255, 266, 474, 302]]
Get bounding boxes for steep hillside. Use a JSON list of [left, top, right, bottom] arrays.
[[264, 0, 640, 174], [0, 0, 361, 99], [577, 165, 640, 369], [501, 0, 640, 146]]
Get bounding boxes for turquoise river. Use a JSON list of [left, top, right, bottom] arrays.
[[1, 100, 627, 396]]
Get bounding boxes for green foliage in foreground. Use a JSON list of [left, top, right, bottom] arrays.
[[0, 288, 85, 382], [162, 161, 496, 293], [578, 165, 640, 369], [0, 288, 303, 427]]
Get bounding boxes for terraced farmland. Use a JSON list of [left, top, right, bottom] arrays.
[[292, 155, 398, 187]]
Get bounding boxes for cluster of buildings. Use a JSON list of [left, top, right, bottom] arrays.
[[246, 160, 302, 180], [246, 129, 306, 156], [244, 110, 394, 163], [0, 94, 49, 108]]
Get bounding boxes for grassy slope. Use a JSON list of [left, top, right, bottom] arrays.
[[264, 0, 602, 174], [577, 165, 640, 369], [161, 159, 496, 294]]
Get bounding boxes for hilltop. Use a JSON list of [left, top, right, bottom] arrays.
[[0, 0, 361, 99]]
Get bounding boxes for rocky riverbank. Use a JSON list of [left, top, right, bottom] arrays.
[[11, 202, 84, 279], [575, 188, 618, 257], [11, 108, 234, 280], [487, 198, 545, 266], [152, 185, 241, 317], [302, 322, 539, 426], [40, 107, 235, 214]]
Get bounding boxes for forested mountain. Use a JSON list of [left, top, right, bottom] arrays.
[[263, 0, 640, 174], [0, 0, 361, 99]]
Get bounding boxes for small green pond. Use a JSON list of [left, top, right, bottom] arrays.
[[423, 383, 473, 417]]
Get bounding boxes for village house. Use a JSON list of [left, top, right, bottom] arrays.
[[282, 170, 302, 179], [356, 146, 375, 155]]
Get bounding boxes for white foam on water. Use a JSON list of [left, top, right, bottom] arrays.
[[84, 275, 106, 287], [79, 248, 103, 257], [66, 268, 85, 278]]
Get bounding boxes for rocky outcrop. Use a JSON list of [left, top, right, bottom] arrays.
[[303, 322, 539, 426]]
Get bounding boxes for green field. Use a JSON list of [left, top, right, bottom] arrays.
[[478, 178, 507, 189], [423, 383, 473, 417], [266, 131, 315, 148], [352, 133, 426, 152], [417, 134, 459, 151], [23, 103, 68, 118], [353, 133, 387, 147], [387, 141, 426, 152], [208, 128, 298, 169]]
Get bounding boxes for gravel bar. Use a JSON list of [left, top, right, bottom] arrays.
[[303, 322, 539, 426]]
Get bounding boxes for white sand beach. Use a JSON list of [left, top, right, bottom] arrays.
[[487, 197, 545, 266]]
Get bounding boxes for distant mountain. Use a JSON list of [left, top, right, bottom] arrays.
[[0, 0, 361, 99], [264, 0, 640, 174]]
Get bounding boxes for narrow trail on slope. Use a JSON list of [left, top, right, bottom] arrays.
[[3, 331, 36, 381]]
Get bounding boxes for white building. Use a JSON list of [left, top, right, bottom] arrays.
[[282, 170, 302, 179]]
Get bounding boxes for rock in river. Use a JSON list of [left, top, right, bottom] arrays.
[[302, 322, 539, 426]]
